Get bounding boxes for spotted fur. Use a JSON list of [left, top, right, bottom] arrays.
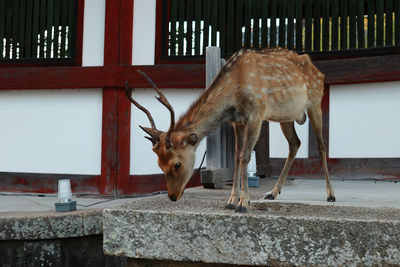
[[134, 48, 335, 209]]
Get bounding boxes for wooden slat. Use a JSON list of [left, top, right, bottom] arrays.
[[270, 0, 278, 48], [313, 0, 321, 51], [340, 0, 348, 50], [286, 0, 295, 50], [186, 0, 194, 55], [348, 0, 356, 49], [305, 0, 312, 51], [210, 0, 218, 46], [5, 0, 11, 58], [39, 0, 47, 58], [61, 0, 68, 58], [226, 0, 234, 54], [261, 0, 269, 47], [385, 0, 393, 46], [53, 0, 60, 58], [170, 0, 177, 56], [376, 0, 384, 46], [396, 0, 400, 45], [322, 0, 330, 51], [218, 0, 227, 54], [11, 0, 19, 59], [295, 0, 303, 51], [25, 0, 33, 58], [67, 0, 76, 59], [18, 0, 26, 59], [252, 0, 261, 48], [202, 0, 210, 53], [193, 0, 201, 55], [235, 0, 243, 50], [356, 0, 365, 49], [177, 0, 185, 55], [331, 0, 339, 50], [46, 0, 54, 58], [367, 0, 375, 47], [0, 0, 6, 59], [278, 0, 287, 48], [244, 0, 252, 48]]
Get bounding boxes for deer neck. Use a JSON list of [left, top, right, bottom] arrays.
[[175, 83, 234, 141]]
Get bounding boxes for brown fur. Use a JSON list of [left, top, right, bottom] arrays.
[[130, 48, 335, 210]]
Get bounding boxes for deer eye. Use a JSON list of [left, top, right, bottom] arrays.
[[174, 162, 182, 171]]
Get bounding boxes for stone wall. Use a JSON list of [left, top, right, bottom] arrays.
[[0, 235, 125, 267]]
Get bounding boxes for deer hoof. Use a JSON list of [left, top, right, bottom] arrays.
[[224, 203, 236, 210], [235, 206, 247, 213], [264, 194, 275, 200], [327, 196, 336, 202]]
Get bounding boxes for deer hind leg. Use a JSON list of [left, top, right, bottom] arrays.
[[235, 120, 263, 213], [265, 122, 300, 200], [224, 122, 245, 210], [307, 106, 336, 202]]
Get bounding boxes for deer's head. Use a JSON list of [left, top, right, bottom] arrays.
[[125, 71, 198, 201]]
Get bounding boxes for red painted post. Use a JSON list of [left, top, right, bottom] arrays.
[[100, 0, 133, 195], [116, 0, 134, 194]]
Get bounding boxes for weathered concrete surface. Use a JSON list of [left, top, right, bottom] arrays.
[[0, 209, 103, 240], [103, 179, 400, 266], [0, 194, 137, 240]]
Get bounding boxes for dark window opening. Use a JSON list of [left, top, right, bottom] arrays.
[[0, 0, 79, 65]]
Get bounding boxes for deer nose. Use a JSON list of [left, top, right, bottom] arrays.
[[168, 194, 177, 202]]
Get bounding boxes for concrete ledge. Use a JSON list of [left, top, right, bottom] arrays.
[[103, 179, 400, 266], [0, 209, 102, 240]]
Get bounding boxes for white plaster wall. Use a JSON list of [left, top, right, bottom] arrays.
[[0, 89, 103, 174], [269, 121, 309, 158], [132, 0, 156, 65], [82, 0, 105, 66], [130, 89, 206, 175], [330, 81, 400, 158]]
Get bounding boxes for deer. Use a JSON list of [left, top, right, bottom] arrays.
[[125, 47, 335, 213]]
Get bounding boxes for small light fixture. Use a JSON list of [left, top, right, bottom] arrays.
[[247, 151, 259, 187], [55, 179, 77, 212]]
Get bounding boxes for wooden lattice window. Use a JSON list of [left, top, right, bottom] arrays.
[[160, 0, 400, 58], [0, 0, 81, 65]]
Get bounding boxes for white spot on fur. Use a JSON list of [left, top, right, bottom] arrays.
[[261, 75, 272, 81], [258, 62, 270, 67]]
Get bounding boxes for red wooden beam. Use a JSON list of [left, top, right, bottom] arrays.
[[314, 54, 400, 85], [0, 64, 206, 90], [1, 53, 400, 90]]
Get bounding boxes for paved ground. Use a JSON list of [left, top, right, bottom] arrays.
[[254, 178, 400, 209], [0, 192, 143, 213], [0, 178, 399, 214]]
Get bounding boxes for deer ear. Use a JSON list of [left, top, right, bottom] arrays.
[[182, 133, 198, 146]]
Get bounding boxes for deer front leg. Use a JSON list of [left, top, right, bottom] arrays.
[[265, 122, 300, 200], [224, 122, 245, 210], [235, 120, 262, 213]]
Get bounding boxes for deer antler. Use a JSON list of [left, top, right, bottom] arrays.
[[125, 80, 160, 145], [136, 70, 175, 149]]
